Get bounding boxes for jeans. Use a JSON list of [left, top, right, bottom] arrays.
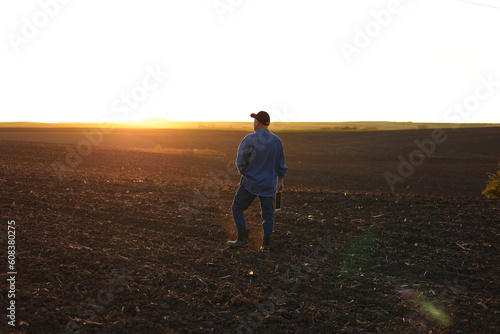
[[232, 179, 275, 236]]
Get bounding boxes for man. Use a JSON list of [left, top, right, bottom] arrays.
[[227, 111, 288, 251]]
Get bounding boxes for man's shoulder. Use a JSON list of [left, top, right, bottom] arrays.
[[242, 132, 256, 142], [243, 130, 265, 140], [269, 131, 283, 143], [245, 129, 283, 144]]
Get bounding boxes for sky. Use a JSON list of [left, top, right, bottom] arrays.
[[1, 0, 500, 124]]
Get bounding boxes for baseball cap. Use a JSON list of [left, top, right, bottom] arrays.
[[250, 111, 270, 126]]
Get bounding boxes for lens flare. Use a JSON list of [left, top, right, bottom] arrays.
[[341, 232, 377, 275], [419, 299, 452, 327], [397, 286, 452, 327]]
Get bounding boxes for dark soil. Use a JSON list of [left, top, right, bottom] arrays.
[[0, 127, 499, 333]]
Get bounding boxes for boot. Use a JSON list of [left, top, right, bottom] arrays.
[[227, 229, 249, 248], [259, 235, 271, 252]]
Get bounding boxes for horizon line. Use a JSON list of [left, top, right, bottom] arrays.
[[1, 120, 499, 125]]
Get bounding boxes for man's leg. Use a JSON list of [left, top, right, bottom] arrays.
[[228, 180, 256, 247], [258, 196, 275, 236], [258, 196, 275, 251], [231, 180, 256, 231]]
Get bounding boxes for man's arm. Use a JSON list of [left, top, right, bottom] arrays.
[[236, 136, 251, 175], [277, 177, 285, 191], [277, 139, 287, 191]]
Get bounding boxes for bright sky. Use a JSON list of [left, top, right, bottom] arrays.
[[1, 0, 500, 124]]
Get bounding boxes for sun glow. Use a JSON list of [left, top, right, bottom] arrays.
[[1, 2, 499, 124]]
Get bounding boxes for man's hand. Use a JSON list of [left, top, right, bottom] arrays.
[[277, 178, 284, 192]]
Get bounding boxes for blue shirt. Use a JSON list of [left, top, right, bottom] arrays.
[[236, 128, 288, 197]]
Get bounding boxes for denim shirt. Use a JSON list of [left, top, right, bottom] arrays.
[[236, 128, 288, 197]]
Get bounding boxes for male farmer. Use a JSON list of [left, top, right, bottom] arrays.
[[227, 111, 287, 251]]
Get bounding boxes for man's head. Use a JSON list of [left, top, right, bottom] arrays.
[[251, 111, 270, 131]]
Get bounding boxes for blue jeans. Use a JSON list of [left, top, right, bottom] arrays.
[[232, 179, 275, 236]]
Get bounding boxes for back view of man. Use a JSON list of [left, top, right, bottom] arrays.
[[227, 111, 288, 251]]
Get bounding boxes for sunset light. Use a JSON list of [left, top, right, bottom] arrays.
[[1, 1, 500, 124], [1, 1, 499, 333]]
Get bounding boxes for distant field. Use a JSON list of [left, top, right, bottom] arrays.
[[1, 126, 499, 195], [0, 120, 499, 132]]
